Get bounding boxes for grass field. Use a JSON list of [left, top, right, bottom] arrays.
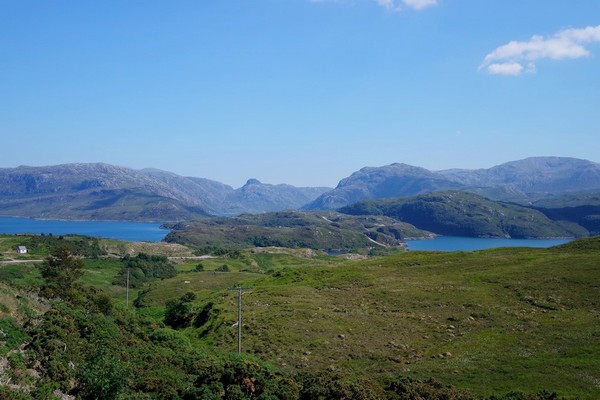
[[135, 241, 600, 398], [1, 235, 599, 398]]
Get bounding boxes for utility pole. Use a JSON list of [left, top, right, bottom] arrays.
[[227, 287, 252, 353], [126, 268, 130, 308]]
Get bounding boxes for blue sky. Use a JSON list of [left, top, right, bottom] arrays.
[[1, 1, 599, 188]]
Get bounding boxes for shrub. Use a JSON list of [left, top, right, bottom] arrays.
[[385, 376, 472, 400], [115, 253, 177, 288], [216, 264, 230, 272], [164, 292, 197, 329], [149, 328, 191, 350], [77, 346, 130, 400], [39, 248, 83, 297]]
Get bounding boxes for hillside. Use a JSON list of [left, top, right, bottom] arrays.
[[0, 164, 330, 220], [2, 157, 599, 222], [439, 157, 600, 194], [0, 163, 213, 221], [165, 210, 431, 253], [140, 170, 331, 215], [304, 163, 463, 210], [305, 157, 600, 210], [222, 179, 331, 215], [165, 239, 599, 398], [339, 191, 588, 238], [3, 235, 599, 398], [532, 191, 600, 235]]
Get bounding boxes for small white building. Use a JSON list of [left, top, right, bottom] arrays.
[[16, 246, 27, 254]]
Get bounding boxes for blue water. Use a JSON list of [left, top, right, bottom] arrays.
[[405, 236, 571, 252], [0, 217, 168, 242]]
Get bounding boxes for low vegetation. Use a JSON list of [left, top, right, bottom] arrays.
[[114, 253, 178, 288], [339, 191, 589, 238], [165, 210, 431, 254], [532, 192, 600, 235], [0, 234, 598, 399]]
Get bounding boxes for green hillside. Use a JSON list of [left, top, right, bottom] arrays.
[[1, 234, 599, 398], [532, 192, 600, 235], [165, 210, 431, 254], [135, 239, 600, 398], [339, 191, 588, 238]]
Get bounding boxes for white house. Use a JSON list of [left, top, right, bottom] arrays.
[[17, 246, 27, 254]]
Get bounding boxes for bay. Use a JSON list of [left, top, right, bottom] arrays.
[[0, 216, 168, 242], [406, 236, 571, 252]]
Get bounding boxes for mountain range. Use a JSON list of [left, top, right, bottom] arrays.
[[0, 163, 330, 221], [1, 157, 599, 222], [304, 157, 600, 210]]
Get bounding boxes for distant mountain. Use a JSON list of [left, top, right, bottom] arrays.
[[303, 163, 463, 210], [0, 163, 331, 221], [222, 179, 331, 215], [339, 191, 588, 239], [2, 157, 599, 222], [304, 157, 600, 210], [0, 164, 213, 221], [138, 168, 234, 213], [439, 157, 600, 198]]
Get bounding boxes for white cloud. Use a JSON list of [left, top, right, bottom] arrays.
[[376, 0, 403, 12], [487, 62, 524, 76], [480, 25, 600, 76], [403, 0, 438, 10], [310, 0, 438, 12]]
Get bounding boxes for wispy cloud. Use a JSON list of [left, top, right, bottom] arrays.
[[402, 0, 438, 10], [480, 25, 600, 76], [311, 0, 439, 12]]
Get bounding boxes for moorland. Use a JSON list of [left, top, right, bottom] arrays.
[[1, 232, 599, 399]]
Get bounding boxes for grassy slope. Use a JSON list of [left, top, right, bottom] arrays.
[[135, 239, 600, 398], [2, 235, 599, 398]]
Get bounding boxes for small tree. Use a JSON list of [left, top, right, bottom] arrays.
[[216, 264, 230, 273], [164, 292, 197, 329], [39, 247, 84, 296]]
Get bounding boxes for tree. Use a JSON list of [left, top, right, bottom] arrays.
[[40, 247, 84, 296], [216, 264, 230, 272], [164, 292, 197, 329]]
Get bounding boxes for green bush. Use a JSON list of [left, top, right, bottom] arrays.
[[0, 317, 30, 355], [77, 346, 131, 400], [216, 264, 230, 272], [164, 292, 197, 329], [39, 248, 83, 297], [298, 371, 385, 400], [150, 328, 191, 350], [385, 376, 473, 400], [115, 253, 177, 288]]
